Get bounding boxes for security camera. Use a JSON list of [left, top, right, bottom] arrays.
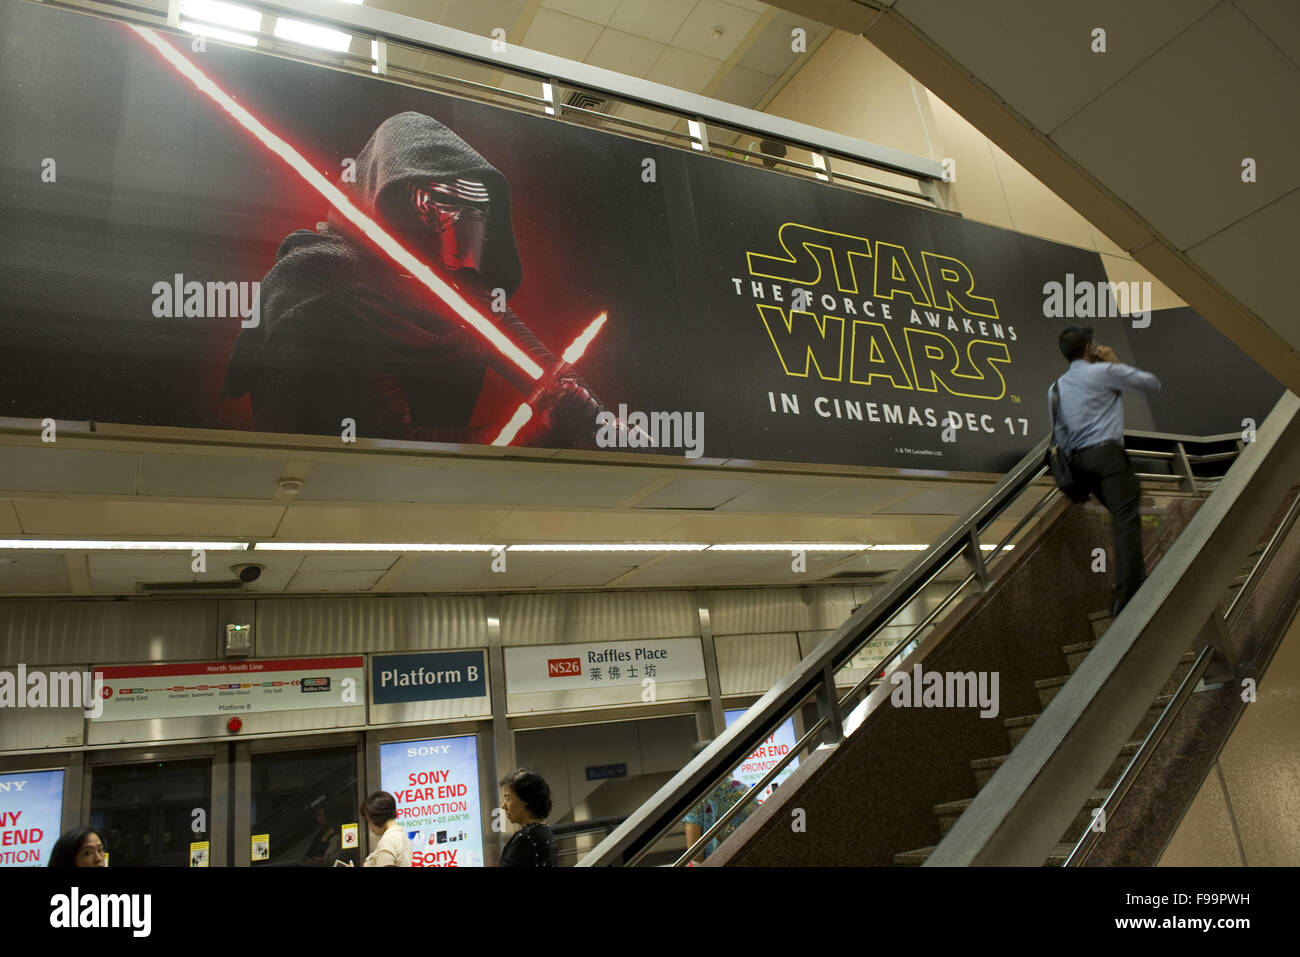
[[233, 563, 264, 583]]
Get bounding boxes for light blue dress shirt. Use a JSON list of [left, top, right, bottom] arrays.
[[1049, 358, 1161, 455]]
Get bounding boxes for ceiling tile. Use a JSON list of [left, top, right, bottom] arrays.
[[877, 487, 990, 515], [715, 482, 839, 512], [138, 454, 283, 499], [537, 564, 637, 587], [0, 447, 136, 494], [670, 0, 761, 60], [710, 63, 772, 108], [441, 0, 525, 37], [725, 0, 770, 13], [287, 568, 389, 592], [892, 0, 1219, 133], [297, 462, 440, 502], [796, 483, 914, 515], [1186, 186, 1300, 346], [12, 500, 283, 537], [737, 18, 802, 77], [272, 506, 508, 542], [634, 477, 757, 508], [587, 27, 666, 76], [1234, 0, 1300, 68], [1051, 3, 1300, 249], [609, 0, 697, 45], [542, 0, 622, 26], [518, 472, 652, 507], [0, 553, 68, 594], [522, 7, 604, 61], [645, 45, 724, 93], [370, 0, 452, 23]]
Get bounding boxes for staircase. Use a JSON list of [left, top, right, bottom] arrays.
[[894, 543, 1266, 867]]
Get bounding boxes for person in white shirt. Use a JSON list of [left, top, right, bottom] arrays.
[[356, 790, 412, 867]]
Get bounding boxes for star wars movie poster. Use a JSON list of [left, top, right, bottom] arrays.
[[0, 0, 1200, 474]]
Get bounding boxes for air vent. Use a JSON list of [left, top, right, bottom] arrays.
[[563, 90, 610, 113], [138, 580, 247, 594]]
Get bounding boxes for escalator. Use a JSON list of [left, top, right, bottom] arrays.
[[580, 392, 1300, 867]]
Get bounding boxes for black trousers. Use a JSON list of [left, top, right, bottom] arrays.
[[1069, 441, 1145, 617]]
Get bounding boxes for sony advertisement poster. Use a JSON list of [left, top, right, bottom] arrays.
[[379, 735, 484, 868], [0, 769, 63, 867], [724, 709, 798, 801], [2, 0, 1234, 474]]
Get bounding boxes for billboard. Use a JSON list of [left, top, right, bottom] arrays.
[[379, 735, 484, 868], [0, 769, 64, 867], [0, 1, 1166, 474]]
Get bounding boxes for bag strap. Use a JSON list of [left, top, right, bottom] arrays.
[[1049, 379, 1069, 447]]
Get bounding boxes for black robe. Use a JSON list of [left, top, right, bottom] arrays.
[[222, 111, 556, 443]]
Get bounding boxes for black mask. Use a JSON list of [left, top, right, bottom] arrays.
[[409, 179, 490, 272]]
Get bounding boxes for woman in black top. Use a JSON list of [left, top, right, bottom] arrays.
[[499, 769, 557, 867]]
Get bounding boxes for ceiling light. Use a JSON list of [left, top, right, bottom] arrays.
[[251, 542, 496, 552], [180, 0, 259, 46], [507, 543, 708, 552], [708, 544, 868, 551], [0, 540, 249, 551], [274, 17, 353, 53]]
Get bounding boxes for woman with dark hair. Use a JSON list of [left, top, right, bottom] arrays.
[[499, 769, 557, 867], [355, 791, 411, 867], [48, 826, 106, 868]]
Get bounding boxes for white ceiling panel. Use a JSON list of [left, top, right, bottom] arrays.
[[893, 0, 1218, 134], [711, 63, 776, 108], [537, 564, 638, 587], [518, 471, 652, 507], [440, 0, 524, 37], [645, 45, 725, 92], [671, 0, 761, 61], [1235, 0, 1300, 66], [294, 554, 401, 572], [609, 0, 697, 44], [542, 0, 622, 26], [138, 454, 283, 499], [523, 7, 603, 61], [878, 487, 989, 515], [286, 568, 390, 592], [0, 554, 68, 593], [634, 477, 757, 508], [738, 17, 803, 77], [1186, 187, 1300, 345], [796, 483, 915, 515], [1050, 3, 1300, 250], [0, 447, 136, 494], [715, 481, 840, 512], [586, 27, 666, 76], [292, 462, 439, 502]]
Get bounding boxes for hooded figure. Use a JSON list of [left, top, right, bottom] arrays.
[[223, 111, 603, 446]]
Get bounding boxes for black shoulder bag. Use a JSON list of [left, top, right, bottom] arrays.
[[1047, 381, 1090, 503]]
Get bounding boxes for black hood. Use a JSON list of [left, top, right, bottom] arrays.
[[336, 110, 522, 296]]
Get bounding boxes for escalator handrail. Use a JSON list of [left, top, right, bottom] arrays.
[[579, 427, 1244, 867]]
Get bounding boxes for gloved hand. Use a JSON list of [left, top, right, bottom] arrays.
[[516, 372, 607, 450]]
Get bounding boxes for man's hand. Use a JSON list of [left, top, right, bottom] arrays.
[[1090, 343, 1119, 363]]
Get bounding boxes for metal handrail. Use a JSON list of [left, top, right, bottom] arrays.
[[1064, 482, 1300, 866], [671, 716, 828, 867], [48, 0, 943, 200], [581, 429, 1242, 867]]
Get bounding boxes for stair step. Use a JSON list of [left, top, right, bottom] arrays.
[[1062, 640, 1097, 672], [1004, 693, 1173, 748], [893, 845, 935, 866], [933, 788, 1110, 838], [894, 840, 1085, 867], [971, 738, 1144, 791]]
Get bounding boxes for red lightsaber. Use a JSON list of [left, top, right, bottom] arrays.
[[128, 24, 607, 430]]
